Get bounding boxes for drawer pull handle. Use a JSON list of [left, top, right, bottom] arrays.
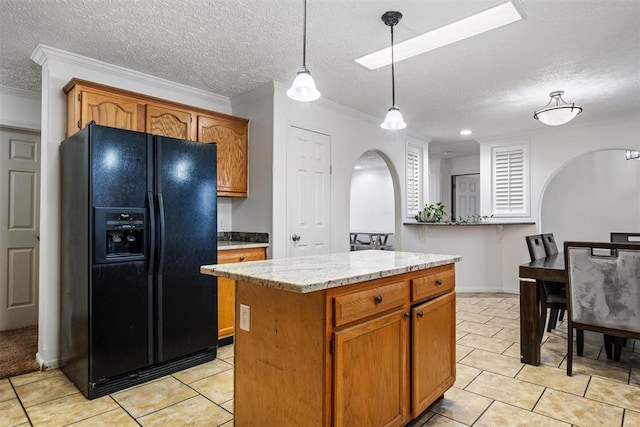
[[239, 256, 245, 261], [374, 295, 383, 305], [417, 311, 424, 318], [435, 279, 443, 286]]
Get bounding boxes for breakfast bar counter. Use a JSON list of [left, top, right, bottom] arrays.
[[201, 250, 460, 426]]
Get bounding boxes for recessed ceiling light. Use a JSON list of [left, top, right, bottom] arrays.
[[443, 151, 453, 156], [460, 129, 472, 136], [354, 165, 362, 170], [355, 1, 524, 70]]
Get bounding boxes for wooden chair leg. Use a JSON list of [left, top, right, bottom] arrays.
[[547, 308, 558, 332], [577, 330, 584, 356], [604, 334, 614, 360], [613, 337, 623, 362], [567, 326, 574, 376]]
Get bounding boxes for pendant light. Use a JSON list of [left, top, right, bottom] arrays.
[[533, 90, 583, 126], [380, 11, 406, 130], [287, 0, 320, 102]]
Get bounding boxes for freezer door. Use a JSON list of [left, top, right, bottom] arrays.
[[155, 136, 218, 362], [90, 125, 154, 380]]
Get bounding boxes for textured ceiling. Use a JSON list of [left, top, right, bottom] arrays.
[[1, 0, 639, 157]]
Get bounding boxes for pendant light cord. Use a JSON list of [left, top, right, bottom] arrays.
[[302, 0, 307, 68], [390, 23, 396, 106]]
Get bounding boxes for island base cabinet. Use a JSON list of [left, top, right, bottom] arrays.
[[234, 280, 325, 427], [411, 292, 456, 417], [333, 309, 410, 427]]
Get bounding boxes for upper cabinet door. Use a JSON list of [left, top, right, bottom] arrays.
[[146, 104, 195, 141], [198, 114, 249, 197], [80, 90, 139, 132]]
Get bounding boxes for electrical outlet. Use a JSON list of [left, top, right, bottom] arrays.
[[239, 304, 250, 332]]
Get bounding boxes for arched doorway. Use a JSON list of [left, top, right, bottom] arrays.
[[541, 149, 640, 245], [349, 151, 395, 250]]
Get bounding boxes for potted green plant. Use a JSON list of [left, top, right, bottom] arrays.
[[415, 202, 447, 223]]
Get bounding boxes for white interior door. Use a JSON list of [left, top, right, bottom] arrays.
[[454, 174, 480, 220], [0, 128, 40, 331], [287, 126, 331, 257]]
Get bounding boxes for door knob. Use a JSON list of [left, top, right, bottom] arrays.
[[292, 234, 301, 242]]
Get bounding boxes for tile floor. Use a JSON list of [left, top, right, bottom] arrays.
[[1, 293, 639, 426]]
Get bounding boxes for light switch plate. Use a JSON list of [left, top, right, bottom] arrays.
[[239, 304, 250, 332]]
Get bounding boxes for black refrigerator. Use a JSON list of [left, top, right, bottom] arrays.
[[60, 123, 218, 399]]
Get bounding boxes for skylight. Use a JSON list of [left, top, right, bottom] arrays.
[[355, 1, 524, 70]]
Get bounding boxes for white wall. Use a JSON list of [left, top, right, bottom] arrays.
[[0, 86, 41, 131], [31, 45, 233, 368], [350, 166, 394, 233], [541, 149, 640, 246]]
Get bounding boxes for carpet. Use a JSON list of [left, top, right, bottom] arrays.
[[0, 325, 40, 379]]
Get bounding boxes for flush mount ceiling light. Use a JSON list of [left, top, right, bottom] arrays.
[[287, 0, 320, 102], [356, 1, 524, 70], [626, 150, 640, 160], [380, 11, 407, 130], [533, 90, 583, 126], [460, 129, 473, 136]]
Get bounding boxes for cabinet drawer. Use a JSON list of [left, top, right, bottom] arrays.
[[411, 264, 455, 302], [217, 247, 266, 264], [333, 281, 408, 327]]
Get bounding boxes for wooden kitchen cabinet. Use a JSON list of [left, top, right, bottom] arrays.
[[198, 114, 249, 197], [411, 292, 456, 417], [216, 247, 266, 339], [146, 103, 195, 140], [333, 309, 410, 427], [64, 78, 249, 197], [64, 84, 141, 134]]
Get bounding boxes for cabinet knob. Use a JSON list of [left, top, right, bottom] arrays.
[[374, 295, 383, 305], [292, 234, 301, 242], [403, 312, 410, 319], [417, 311, 424, 318], [239, 256, 245, 261], [435, 279, 443, 286]]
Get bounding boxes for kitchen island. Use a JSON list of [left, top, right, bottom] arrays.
[[201, 250, 460, 427]]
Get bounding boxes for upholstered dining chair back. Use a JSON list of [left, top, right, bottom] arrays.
[[526, 234, 546, 261], [564, 241, 640, 375], [611, 232, 640, 244], [542, 233, 559, 256]]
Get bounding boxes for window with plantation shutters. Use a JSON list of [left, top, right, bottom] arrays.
[[406, 145, 421, 217], [491, 144, 528, 216]]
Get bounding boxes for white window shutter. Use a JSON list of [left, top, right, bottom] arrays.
[[406, 145, 421, 217], [491, 144, 528, 216]]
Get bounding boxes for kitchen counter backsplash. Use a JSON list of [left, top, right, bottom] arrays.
[[217, 232, 269, 243]]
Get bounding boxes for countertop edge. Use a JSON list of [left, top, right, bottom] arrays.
[[403, 221, 535, 226], [217, 242, 269, 250], [201, 254, 461, 293]]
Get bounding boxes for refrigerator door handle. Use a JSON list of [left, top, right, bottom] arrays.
[[158, 192, 166, 276], [147, 191, 156, 273]]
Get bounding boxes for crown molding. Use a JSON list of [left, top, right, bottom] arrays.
[[30, 44, 229, 106], [0, 85, 40, 100]]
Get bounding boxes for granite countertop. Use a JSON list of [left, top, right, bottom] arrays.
[[217, 241, 269, 250], [201, 250, 461, 293]]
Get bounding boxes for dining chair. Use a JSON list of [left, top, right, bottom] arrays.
[[541, 233, 565, 324], [525, 235, 567, 333], [564, 241, 640, 376]]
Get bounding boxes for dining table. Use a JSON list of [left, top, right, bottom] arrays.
[[519, 252, 567, 366]]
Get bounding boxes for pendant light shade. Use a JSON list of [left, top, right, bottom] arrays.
[[287, 0, 320, 102], [382, 106, 406, 130], [287, 67, 320, 102], [380, 11, 406, 130], [533, 90, 582, 126]]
